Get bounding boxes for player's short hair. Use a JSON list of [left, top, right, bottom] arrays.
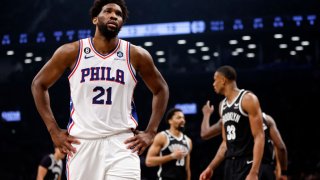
[[216, 65, 237, 81], [90, 0, 129, 23], [165, 108, 182, 124]]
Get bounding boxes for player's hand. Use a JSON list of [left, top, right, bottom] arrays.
[[245, 172, 258, 180], [124, 130, 155, 155], [170, 150, 187, 160], [199, 167, 213, 180], [50, 128, 80, 157], [202, 100, 214, 116], [278, 175, 287, 180]]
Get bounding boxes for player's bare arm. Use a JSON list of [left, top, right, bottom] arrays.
[[31, 42, 80, 156], [266, 114, 288, 178], [185, 137, 193, 180], [199, 105, 227, 180], [36, 165, 48, 180], [200, 101, 224, 140], [200, 100, 215, 139], [199, 137, 227, 180], [145, 133, 178, 167], [241, 92, 265, 177], [124, 44, 169, 155]]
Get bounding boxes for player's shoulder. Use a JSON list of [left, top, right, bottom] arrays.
[[155, 131, 167, 139], [39, 153, 53, 167], [242, 90, 259, 102], [50, 41, 80, 65], [129, 43, 151, 58], [184, 134, 192, 143], [57, 41, 79, 54], [153, 131, 168, 145]]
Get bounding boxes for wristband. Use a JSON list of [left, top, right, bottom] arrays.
[[281, 170, 288, 176]]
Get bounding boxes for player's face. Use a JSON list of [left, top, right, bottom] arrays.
[[170, 111, 185, 129], [213, 72, 225, 95], [95, 3, 124, 39]]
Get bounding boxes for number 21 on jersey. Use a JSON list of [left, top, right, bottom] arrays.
[[92, 86, 112, 104]]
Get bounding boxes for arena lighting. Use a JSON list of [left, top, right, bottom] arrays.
[[233, 19, 244, 30], [177, 40, 187, 45], [6, 50, 14, 56], [232, 51, 239, 56], [229, 40, 238, 45], [235, 48, 244, 53], [253, 18, 263, 29], [293, 16, 303, 26], [295, 46, 303, 51], [242, 36, 251, 41], [174, 103, 197, 115], [200, 47, 210, 52], [34, 57, 42, 62], [155, 51, 165, 56], [290, 51, 297, 55], [247, 53, 255, 58], [301, 41, 310, 46], [279, 44, 288, 49], [195, 42, 205, 47], [1, 110, 21, 122], [248, 44, 257, 49], [0, 14, 317, 46], [202, 55, 210, 61], [119, 21, 205, 38], [187, 49, 196, 54], [144, 41, 153, 47], [273, 17, 284, 27], [291, 36, 300, 41], [157, 58, 166, 63], [24, 59, 32, 64], [274, 34, 283, 39], [25, 52, 33, 57]]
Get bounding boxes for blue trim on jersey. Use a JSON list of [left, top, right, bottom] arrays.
[[127, 43, 137, 77], [67, 99, 74, 129], [131, 101, 138, 123]]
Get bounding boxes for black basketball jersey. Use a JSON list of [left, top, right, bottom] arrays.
[[39, 153, 63, 180], [262, 113, 275, 165], [221, 89, 254, 158], [157, 130, 190, 180]]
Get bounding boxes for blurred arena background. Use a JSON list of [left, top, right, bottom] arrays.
[[0, 0, 320, 179]]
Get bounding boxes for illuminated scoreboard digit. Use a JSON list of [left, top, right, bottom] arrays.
[[119, 21, 193, 38]]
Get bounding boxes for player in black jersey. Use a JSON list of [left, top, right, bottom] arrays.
[[199, 65, 265, 180], [200, 100, 288, 179], [146, 108, 192, 180], [37, 146, 65, 180]]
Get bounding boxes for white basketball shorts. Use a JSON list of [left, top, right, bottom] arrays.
[[66, 131, 140, 180]]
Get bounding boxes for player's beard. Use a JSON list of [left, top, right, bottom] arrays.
[[98, 22, 121, 39], [178, 126, 185, 132]]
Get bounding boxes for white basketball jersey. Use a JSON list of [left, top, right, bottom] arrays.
[[67, 38, 138, 138]]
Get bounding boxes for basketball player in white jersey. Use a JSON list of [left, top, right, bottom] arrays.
[[31, 0, 169, 179]]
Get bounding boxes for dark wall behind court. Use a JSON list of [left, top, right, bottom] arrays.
[[0, 66, 319, 179], [1, 0, 320, 179]]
